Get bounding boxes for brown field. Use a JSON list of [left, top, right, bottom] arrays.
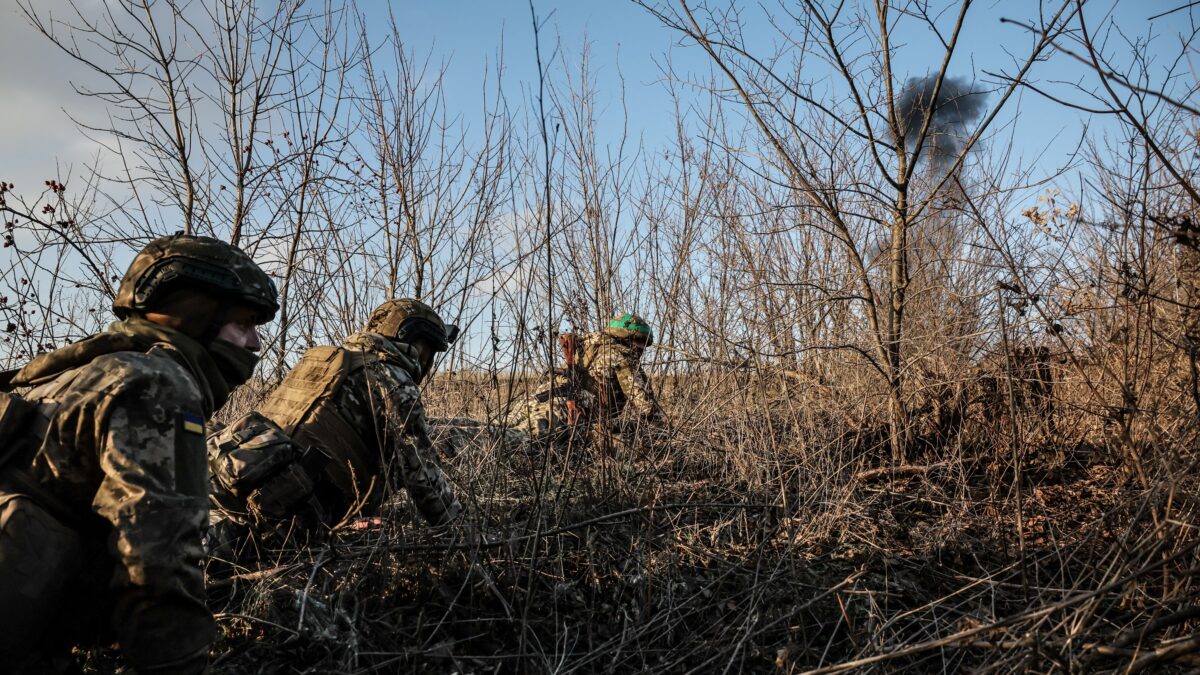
[[188, 366, 1200, 674], [5, 1, 1199, 672]]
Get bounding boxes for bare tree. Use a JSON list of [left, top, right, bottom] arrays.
[[637, 0, 1077, 461], [20, 0, 211, 233]]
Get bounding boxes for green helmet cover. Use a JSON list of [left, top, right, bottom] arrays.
[[113, 233, 279, 323], [604, 312, 653, 346], [365, 298, 459, 352]]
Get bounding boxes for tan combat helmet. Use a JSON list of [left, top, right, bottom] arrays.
[[113, 233, 279, 323], [365, 298, 459, 351], [603, 312, 653, 346]]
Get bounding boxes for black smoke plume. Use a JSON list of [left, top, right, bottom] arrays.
[[895, 74, 987, 168]]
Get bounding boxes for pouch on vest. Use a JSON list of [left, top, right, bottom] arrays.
[[209, 412, 333, 527], [208, 412, 300, 498], [247, 463, 315, 520], [245, 442, 333, 522]]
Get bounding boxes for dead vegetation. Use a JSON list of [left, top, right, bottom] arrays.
[[3, 0, 1200, 672], [189, 363, 1200, 674]]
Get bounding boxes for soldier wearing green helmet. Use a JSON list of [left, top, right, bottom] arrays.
[[508, 311, 663, 439], [206, 297, 462, 544], [0, 233, 277, 673], [604, 312, 655, 345]]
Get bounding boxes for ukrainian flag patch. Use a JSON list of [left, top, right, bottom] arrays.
[[181, 413, 205, 435]]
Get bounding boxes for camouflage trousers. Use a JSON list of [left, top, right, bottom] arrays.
[[428, 417, 530, 457], [503, 390, 598, 441]]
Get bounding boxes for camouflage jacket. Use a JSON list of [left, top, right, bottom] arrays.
[[2, 318, 219, 673], [258, 331, 461, 526], [555, 331, 661, 420]]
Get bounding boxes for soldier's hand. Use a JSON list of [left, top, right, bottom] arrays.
[[348, 517, 385, 531]]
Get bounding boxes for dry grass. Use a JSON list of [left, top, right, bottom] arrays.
[[191, 369, 1200, 674], [6, 2, 1195, 672]]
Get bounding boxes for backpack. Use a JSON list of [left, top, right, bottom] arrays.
[[0, 333, 148, 471]]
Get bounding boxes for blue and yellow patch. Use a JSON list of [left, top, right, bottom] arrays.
[[180, 412, 205, 435]]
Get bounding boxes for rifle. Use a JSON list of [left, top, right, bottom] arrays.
[[557, 333, 582, 424]]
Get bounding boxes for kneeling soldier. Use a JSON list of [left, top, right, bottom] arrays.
[[209, 298, 462, 534], [0, 234, 277, 673], [508, 312, 663, 440]]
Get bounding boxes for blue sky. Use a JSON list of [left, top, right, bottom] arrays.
[[0, 0, 1195, 362], [0, 0, 1190, 200], [363, 0, 1184, 186]]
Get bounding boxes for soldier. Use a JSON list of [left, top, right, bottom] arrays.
[[426, 415, 529, 459], [507, 312, 664, 440], [0, 233, 277, 674], [210, 298, 462, 532]]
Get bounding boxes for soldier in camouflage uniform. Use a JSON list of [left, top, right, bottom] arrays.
[[0, 234, 277, 674], [212, 298, 462, 530], [507, 312, 663, 439], [426, 415, 529, 459]]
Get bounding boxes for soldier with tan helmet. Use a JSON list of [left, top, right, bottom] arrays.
[[507, 312, 664, 439], [0, 233, 277, 674], [209, 298, 462, 534]]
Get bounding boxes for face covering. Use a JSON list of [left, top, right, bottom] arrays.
[[115, 316, 235, 412], [206, 338, 261, 389], [415, 349, 436, 384]]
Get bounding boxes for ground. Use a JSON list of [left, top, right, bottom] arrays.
[[191, 398, 1198, 675]]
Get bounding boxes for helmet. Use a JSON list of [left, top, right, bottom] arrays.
[[113, 233, 279, 323], [365, 298, 459, 352], [604, 312, 653, 346]]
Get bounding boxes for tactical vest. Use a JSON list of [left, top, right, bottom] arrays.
[[579, 336, 625, 412], [257, 346, 383, 513]]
